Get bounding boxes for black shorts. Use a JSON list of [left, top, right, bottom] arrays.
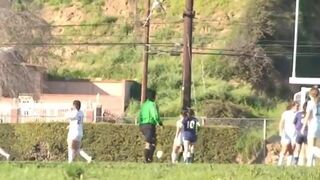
[[183, 131, 197, 143], [139, 124, 156, 144], [296, 134, 307, 145]]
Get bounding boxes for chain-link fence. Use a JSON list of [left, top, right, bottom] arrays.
[[202, 118, 277, 164]]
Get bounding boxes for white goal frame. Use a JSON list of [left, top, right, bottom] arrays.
[[290, 0, 320, 85]]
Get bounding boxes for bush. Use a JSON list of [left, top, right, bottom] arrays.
[[202, 100, 255, 118], [0, 123, 240, 163], [235, 129, 263, 163]]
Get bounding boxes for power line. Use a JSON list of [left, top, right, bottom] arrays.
[[156, 48, 320, 57], [50, 34, 320, 48], [3, 17, 294, 29], [2, 39, 320, 57]]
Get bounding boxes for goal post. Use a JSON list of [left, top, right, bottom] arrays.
[[290, 0, 320, 85]]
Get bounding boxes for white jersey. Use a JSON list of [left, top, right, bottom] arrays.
[[67, 109, 84, 138], [174, 118, 183, 146], [307, 100, 320, 127], [176, 118, 183, 139], [281, 110, 297, 137]]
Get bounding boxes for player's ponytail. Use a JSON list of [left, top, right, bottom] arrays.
[[181, 109, 188, 118], [302, 101, 308, 115], [187, 108, 195, 119], [286, 101, 299, 110]]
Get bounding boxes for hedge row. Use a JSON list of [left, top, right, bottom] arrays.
[[0, 123, 240, 163]]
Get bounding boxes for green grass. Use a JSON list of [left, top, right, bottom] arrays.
[[1, 162, 320, 180]]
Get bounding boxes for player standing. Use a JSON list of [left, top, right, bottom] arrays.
[[293, 102, 308, 165], [182, 108, 200, 164], [138, 91, 162, 163], [66, 100, 92, 163], [278, 101, 299, 166], [0, 148, 10, 160], [171, 109, 187, 163], [301, 87, 320, 166]]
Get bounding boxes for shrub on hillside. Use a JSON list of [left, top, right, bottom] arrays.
[[202, 100, 255, 118]]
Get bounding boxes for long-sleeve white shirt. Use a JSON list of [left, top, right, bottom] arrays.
[[66, 109, 84, 138]]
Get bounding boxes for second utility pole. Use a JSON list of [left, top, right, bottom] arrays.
[[141, 0, 151, 103], [182, 0, 194, 108]]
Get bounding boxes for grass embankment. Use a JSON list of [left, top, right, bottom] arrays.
[[0, 162, 320, 180], [15, 0, 287, 118]]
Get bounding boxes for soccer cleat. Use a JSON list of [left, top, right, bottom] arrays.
[[144, 159, 152, 164]]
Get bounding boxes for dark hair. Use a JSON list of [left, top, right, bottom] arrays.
[[186, 108, 195, 118], [286, 101, 299, 110], [147, 91, 156, 101], [310, 86, 320, 99], [73, 100, 81, 110], [302, 101, 308, 114], [181, 109, 188, 117]]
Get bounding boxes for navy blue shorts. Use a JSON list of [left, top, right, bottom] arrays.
[[296, 134, 307, 145], [183, 132, 197, 143]]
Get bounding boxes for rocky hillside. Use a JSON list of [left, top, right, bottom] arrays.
[[1, 0, 319, 117]]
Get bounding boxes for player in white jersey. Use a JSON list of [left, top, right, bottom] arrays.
[[301, 87, 320, 166], [171, 109, 187, 163], [0, 148, 10, 160], [278, 101, 299, 166], [66, 100, 92, 163]]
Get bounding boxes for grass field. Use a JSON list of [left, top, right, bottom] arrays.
[[1, 162, 320, 180]]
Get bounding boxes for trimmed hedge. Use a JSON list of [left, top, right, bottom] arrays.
[[0, 123, 240, 163]]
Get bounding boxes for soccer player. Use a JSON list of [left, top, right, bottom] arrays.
[[182, 108, 200, 164], [301, 87, 320, 167], [171, 109, 187, 163], [0, 148, 10, 160], [278, 101, 299, 166], [293, 102, 308, 165], [138, 91, 162, 163], [66, 100, 92, 163]]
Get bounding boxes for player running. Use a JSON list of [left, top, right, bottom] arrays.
[[301, 87, 320, 167], [0, 148, 10, 160], [278, 101, 299, 166], [171, 109, 187, 163], [138, 91, 162, 163], [182, 108, 200, 164], [293, 102, 308, 165], [66, 100, 92, 163]]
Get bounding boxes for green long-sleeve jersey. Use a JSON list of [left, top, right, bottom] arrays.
[[138, 100, 161, 126]]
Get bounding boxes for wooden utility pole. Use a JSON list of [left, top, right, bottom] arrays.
[[141, 0, 151, 103], [182, 0, 194, 108]]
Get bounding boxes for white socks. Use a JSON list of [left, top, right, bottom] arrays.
[[305, 146, 320, 167], [0, 148, 10, 160], [171, 152, 177, 163], [277, 154, 294, 166], [286, 155, 293, 166], [306, 148, 315, 167], [278, 153, 284, 166], [68, 147, 75, 163], [79, 149, 92, 163], [312, 147, 320, 158], [69, 147, 92, 163]]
